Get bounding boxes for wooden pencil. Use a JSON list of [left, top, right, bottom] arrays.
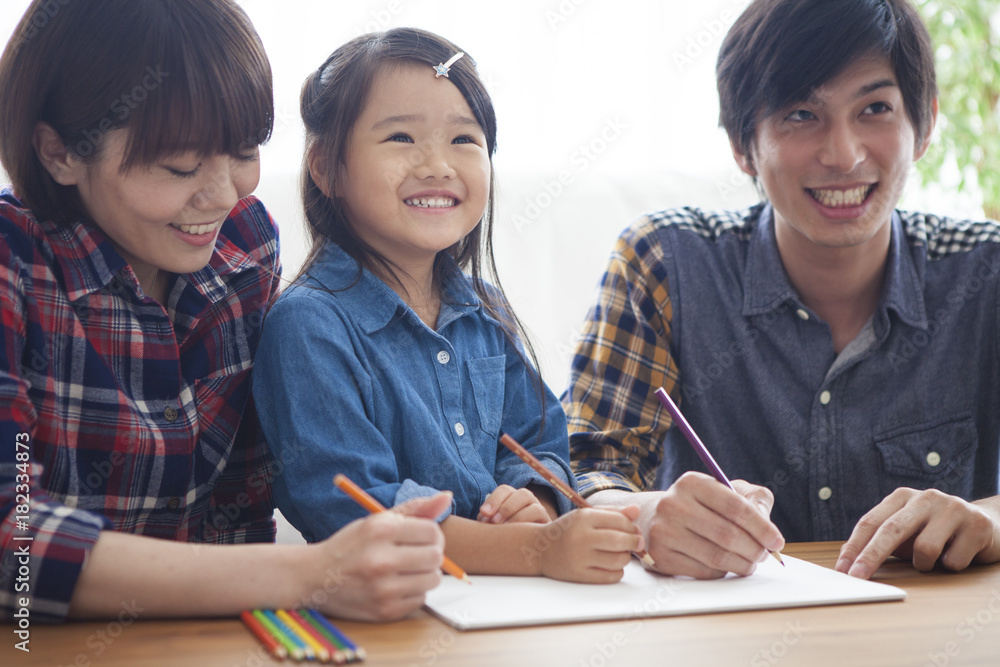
[[240, 609, 288, 660], [332, 473, 472, 584], [262, 609, 313, 660], [253, 609, 304, 661], [307, 608, 367, 661], [277, 608, 329, 662], [498, 432, 657, 567], [301, 609, 354, 663], [288, 608, 346, 664]]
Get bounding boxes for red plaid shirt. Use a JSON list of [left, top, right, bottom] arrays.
[[0, 189, 280, 622]]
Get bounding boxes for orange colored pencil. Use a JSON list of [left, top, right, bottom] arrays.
[[240, 609, 288, 660], [333, 473, 472, 584], [498, 432, 657, 568]]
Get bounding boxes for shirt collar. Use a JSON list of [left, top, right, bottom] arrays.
[[47, 215, 256, 305], [742, 204, 928, 328], [880, 211, 928, 328], [44, 217, 127, 302], [306, 242, 484, 334], [742, 204, 798, 316]]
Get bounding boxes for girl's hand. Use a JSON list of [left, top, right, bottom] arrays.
[[313, 493, 451, 621], [538, 506, 644, 584], [477, 484, 551, 524]]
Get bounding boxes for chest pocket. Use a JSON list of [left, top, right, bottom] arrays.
[[874, 414, 978, 500], [467, 355, 505, 437]]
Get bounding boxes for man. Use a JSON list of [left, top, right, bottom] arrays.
[[563, 0, 1000, 580]]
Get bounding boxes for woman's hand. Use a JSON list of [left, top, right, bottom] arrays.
[[313, 493, 452, 621]]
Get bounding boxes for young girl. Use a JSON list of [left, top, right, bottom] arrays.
[[253, 28, 643, 583], [0, 0, 448, 623]]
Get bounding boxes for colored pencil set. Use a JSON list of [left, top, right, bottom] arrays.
[[241, 607, 366, 663]]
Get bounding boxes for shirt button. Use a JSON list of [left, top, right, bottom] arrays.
[[454, 422, 465, 436], [164, 406, 179, 422], [819, 390, 831, 405], [926, 451, 942, 467], [166, 497, 181, 509], [437, 350, 451, 365], [796, 309, 810, 320], [818, 486, 833, 501]]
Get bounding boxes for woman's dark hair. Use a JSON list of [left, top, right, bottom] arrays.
[[717, 0, 937, 165], [0, 0, 273, 226], [299, 27, 549, 418]]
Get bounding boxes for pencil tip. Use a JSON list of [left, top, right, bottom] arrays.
[[462, 574, 473, 585], [640, 553, 657, 568]]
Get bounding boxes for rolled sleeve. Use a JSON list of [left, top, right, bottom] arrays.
[[392, 479, 454, 522], [562, 220, 680, 495], [1, 462, 111, 623]]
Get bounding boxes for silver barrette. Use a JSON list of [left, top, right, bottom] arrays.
[[433, 52, 465, 78]]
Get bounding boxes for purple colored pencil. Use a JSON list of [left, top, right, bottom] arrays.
[[654, 388, 734, 490], [654, 387, 784, 566]]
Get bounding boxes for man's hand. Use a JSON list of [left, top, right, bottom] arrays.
[[836, 488, 1000, 579], [589, 473, 784, 578]]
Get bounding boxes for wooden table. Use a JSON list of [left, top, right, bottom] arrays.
[[7, 542, 1000, 666]]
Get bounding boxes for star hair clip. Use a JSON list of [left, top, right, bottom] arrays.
[[433, 52, 465, 78]]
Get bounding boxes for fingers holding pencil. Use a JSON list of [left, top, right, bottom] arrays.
[[333, 474, 472, 585], [314, 506, 447, 621], [498, 433, 657, 568], [649, 471, 784, 579], [538, 506, 647, 584]]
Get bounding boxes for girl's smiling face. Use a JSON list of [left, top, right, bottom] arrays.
[[332, 62, 491, 275]]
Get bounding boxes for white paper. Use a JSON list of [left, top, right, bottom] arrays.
[[424, 555, 906, 630]]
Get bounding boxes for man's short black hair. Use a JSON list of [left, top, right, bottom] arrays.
[[717, 0, 937, 162]]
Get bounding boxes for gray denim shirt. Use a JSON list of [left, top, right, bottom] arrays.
[[657, 204, 999, 541]]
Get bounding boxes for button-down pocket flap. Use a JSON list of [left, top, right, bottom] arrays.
[[466, 355, 505, 436], [874, 415, 977, 497]]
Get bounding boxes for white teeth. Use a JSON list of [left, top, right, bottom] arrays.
[[810, 185, 874, 208], [404, 196, 456, 208], [172, 222, 218, 235]]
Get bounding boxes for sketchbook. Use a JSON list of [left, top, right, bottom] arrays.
[[423, 555, 906, 630]]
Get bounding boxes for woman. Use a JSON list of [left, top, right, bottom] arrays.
[[0, 0, 447, 623]]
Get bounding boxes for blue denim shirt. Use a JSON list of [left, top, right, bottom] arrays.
[[253, 242, 575, 542], [566, 203, 1000, 541]]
